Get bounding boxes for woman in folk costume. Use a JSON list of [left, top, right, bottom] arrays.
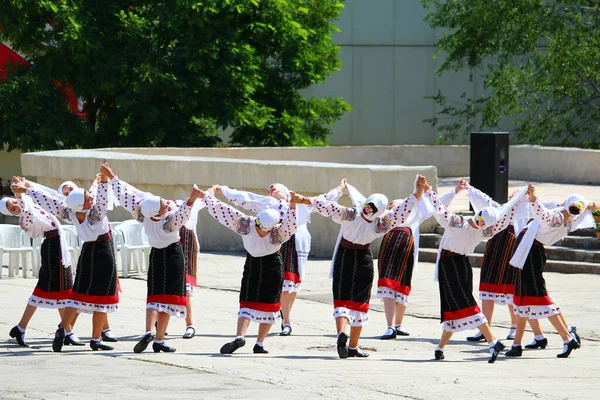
[[213, 180, 344, 336], [378, 179, 467, 340], [504, 190, 594, 358], [177, 199, 205, 339], [200, 187, 299, 355], [17, 176, 119, 344], [420, 177, 529, 363], [291, 177, 426, 359], [24, 166, 119, 352], [105, 164, 202, 353], [2, 192, 78, 347]]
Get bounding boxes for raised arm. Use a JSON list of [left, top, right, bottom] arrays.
[[110, 177, 145, 218], [270, 207, 298, 245], [422, 188, 466, 229], [529, 198, 565, 228], [203, 192, 253, 236], [162, 201, 193, 233], [307, 196, 357, 225], [219, 185, 280, 213], [468, 186, 500, 211], [26, 187, 72, 221]]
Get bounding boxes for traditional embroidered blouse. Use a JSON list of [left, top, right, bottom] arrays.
[[528, 199, 572, 245], [308, 194, 420, 245], [27, 183, 110, 242], [203, 192, 298, 257], [15, 197, 59, 238], [111, 178, 192, 249], [425, 189, 520, 255]]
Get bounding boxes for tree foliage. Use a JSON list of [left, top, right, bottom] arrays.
[[421, 0, 600, 146], [0, 0, 350, 151]]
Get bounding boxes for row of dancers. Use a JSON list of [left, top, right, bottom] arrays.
[[1, 163, 594, 362]]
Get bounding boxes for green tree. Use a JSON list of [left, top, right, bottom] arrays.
[[421, 0, 600, 146], [0, 0, 350, 151]]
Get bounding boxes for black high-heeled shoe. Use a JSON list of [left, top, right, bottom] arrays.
[[557, 339, 580, 358], [505, 345, 523, 357], [90, 340, 114, 351], [488, 341, 505, 363], [153, 341, 176, 353], [9, 326, 28, 347], [524, 338, 547, 349], [434, 350, 445, 360]]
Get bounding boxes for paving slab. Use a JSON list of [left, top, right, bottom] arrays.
[[1, 252, 599, 400]]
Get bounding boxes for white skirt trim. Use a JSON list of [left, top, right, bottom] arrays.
[[442, 312, 488, 333], [66, 300, 119, 314], [28, 295, 67, 309], [513, 304, 561, 320], [376, 287, 409, 306], [147, 302, 187, 318], [333, 307, 369, 327], [282, 280, 301, 293], [186, 282, 195, 297], [479, 291, 514, 305], [238, 308, 280, 324]]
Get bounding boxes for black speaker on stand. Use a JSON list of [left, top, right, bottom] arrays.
[[470, 132, 509, 205]]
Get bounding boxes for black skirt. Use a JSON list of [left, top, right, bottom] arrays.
[[179, 226, 198, 287], [279, 234, 300, 283], [29, 230, 73, 308], [438, 251, 483, 330], [69, 232, 119, 311], [332, 238, 374, 312], [513, 232, 554, 307], [377, 227, 414, 295], [479, 225, 517, 297], [147, 242, 187, 309], [239, 251, 283, 312]]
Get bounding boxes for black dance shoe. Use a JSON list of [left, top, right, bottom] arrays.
[[220, 337, 246, 354], [90, 340, 114, 351], [279, 325, 292, 336], [348, 348, 369, 358], [153, 342, 176, 353], [101, 330, 118, 343], [9, 326, 28, 347], [52, 328, 65, 352], [336, 332, 349, 359], [434, 350, 445, 360], [253, 344, 269, 354], [505, 345, 523, 357], [395, 327, 410, 336], [557, 339, 580, 358], [182, 326, 196, 339], [488, 341, 505, 363], [380, 328, 396, 340], [524, 338, 547, 349], [569, 326, 581, 345], [466, 332, 486, 342], [133, 332, 156, 354], [64, 334, 85, 346]]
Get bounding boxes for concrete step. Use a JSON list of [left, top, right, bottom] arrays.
[[418, 248, 600, 274], [555, 236, 600, 250]]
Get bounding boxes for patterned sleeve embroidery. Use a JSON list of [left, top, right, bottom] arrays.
[[92, 183, 109, 219], [234, 216, 253, 235], [482, 226, 494, 238], [269, 228, 285, 245], [531, 199, 565, 228], [26, 188, 66, 219], [389, 195, 417, 227], [112, 178, 143, 217], [342, 207, 357, 221], [162, 215, 177, 233], [549, 212, 564, 227], [86, 207, 102, 225], [448, 214, 465, 228], [60, 206, 72, 221], [374, 214, 392, 233], [134, 205, 145, 223]]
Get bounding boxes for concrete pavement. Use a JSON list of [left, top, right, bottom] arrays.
[[1, 252, 599, 400]]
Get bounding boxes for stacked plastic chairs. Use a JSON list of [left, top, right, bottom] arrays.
[[113, 220, 151, 278], [0, 225, 35, 278]]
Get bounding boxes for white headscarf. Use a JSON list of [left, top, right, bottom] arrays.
[[272, 183, 291, 200], [474, 207, 501, 229], [65, 189, 86, 212], [0, 198, 13, 216], [564, 194, 587, 215], [256, 209, 281, 230], [58, 181, 78, 197], [140, 196, 162, 219], [362, 194, 388, 220]]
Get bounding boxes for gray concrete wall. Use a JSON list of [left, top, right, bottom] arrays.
[[20, 149, 438, 257]]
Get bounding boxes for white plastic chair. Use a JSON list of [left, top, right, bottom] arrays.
[[111, 227, 124, 275], [0, 224, 35, 278], [114, 223, 151, 278], [109, 221, 122, 230]]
